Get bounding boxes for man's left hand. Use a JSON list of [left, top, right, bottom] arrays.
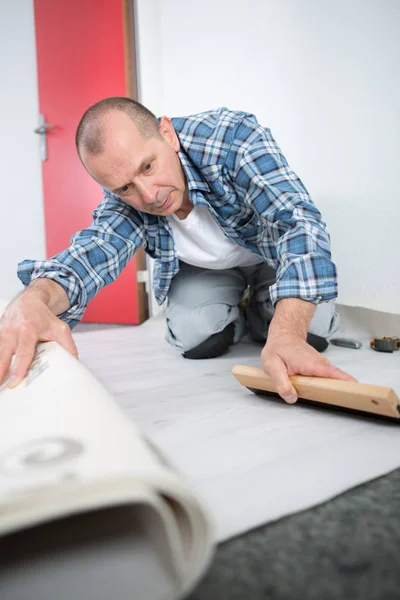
[[260, 298, 357, 403]]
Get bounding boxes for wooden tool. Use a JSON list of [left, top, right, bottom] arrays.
[[232, 365, 400, 422]]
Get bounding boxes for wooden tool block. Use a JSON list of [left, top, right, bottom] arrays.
[[232, 365, 400, 422]]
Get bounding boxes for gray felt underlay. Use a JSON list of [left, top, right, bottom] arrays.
[[188, 468, 400, 600]]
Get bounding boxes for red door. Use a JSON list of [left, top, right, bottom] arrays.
[[33, 0, 147, 324]]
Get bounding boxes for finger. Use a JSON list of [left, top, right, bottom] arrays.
[[310, 362, 357, 382], [0, 344, 14, 385], [265, 357, 298, 404], [50, 322, 79, 359], [0, 324, 17, 384], [324, 365, 357, 382], [8, 332, 37, 388]]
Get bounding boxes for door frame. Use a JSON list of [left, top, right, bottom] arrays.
[[123, 0, 149, 323]]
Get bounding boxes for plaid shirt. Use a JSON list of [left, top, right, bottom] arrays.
[[18, 108, 337, 328]]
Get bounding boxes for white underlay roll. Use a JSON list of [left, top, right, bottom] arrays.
[[0, 300, 214, 600]]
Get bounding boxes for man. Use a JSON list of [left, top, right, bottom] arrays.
[[0, 98, 355, 400]]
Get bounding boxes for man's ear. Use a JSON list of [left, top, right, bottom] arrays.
[[158, 116, 180, 152]]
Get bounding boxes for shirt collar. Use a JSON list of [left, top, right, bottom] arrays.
[[178, 149, 211, 194]]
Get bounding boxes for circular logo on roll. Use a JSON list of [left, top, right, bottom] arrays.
[[1, 437, 84, 474]]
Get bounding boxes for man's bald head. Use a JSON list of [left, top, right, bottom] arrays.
[[75, 97, 160, 160]]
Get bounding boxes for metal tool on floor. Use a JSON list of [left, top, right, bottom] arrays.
[[329, 337, 362, 349], [370, 337, 400, 353], [232, 365, 400, 422]]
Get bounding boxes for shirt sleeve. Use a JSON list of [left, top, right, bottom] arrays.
[[17, 192, 145, 328], [227, 114, 338, 305]]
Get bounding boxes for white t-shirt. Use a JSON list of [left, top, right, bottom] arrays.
[[167, 205, 262, 270]]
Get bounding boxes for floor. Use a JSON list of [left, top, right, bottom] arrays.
[[188, 467, 400, 600], [73, 310, 400, 599]]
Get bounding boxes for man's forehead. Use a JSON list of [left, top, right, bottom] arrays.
[[83, 135, 154, 190]]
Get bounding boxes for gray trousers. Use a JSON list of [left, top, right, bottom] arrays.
[[165, 262, 340, 353]]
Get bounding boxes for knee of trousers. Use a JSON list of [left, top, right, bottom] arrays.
[[183, 322, 235, 359], [165, 303, 239, 354], [308, 301, 340, 338]]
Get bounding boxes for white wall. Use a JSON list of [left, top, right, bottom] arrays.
[[0, 1, 45, 303], [135, 0, 400, 314]]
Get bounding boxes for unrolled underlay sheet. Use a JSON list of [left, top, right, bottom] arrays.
[[73, 304, 400, 542]]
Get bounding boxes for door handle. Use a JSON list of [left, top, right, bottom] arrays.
[[34, 123, 55, 134], [34, 114, 55, 161]]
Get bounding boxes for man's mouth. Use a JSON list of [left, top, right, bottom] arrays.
[[157, 194, 172, 210]]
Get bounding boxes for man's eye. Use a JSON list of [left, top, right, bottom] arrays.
[[119, 186, 129, 194], [143, 163, 152, 172]]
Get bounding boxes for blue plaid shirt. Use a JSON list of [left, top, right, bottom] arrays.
[[18, 108, 337, 328]]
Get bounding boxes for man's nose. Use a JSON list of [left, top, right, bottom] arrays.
[[136, 180, 157, 205]]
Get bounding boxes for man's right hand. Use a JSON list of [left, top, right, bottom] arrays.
[[0, 280, 77, 388]]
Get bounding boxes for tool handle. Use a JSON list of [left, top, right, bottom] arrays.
[[232, 365, 400, 419]]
